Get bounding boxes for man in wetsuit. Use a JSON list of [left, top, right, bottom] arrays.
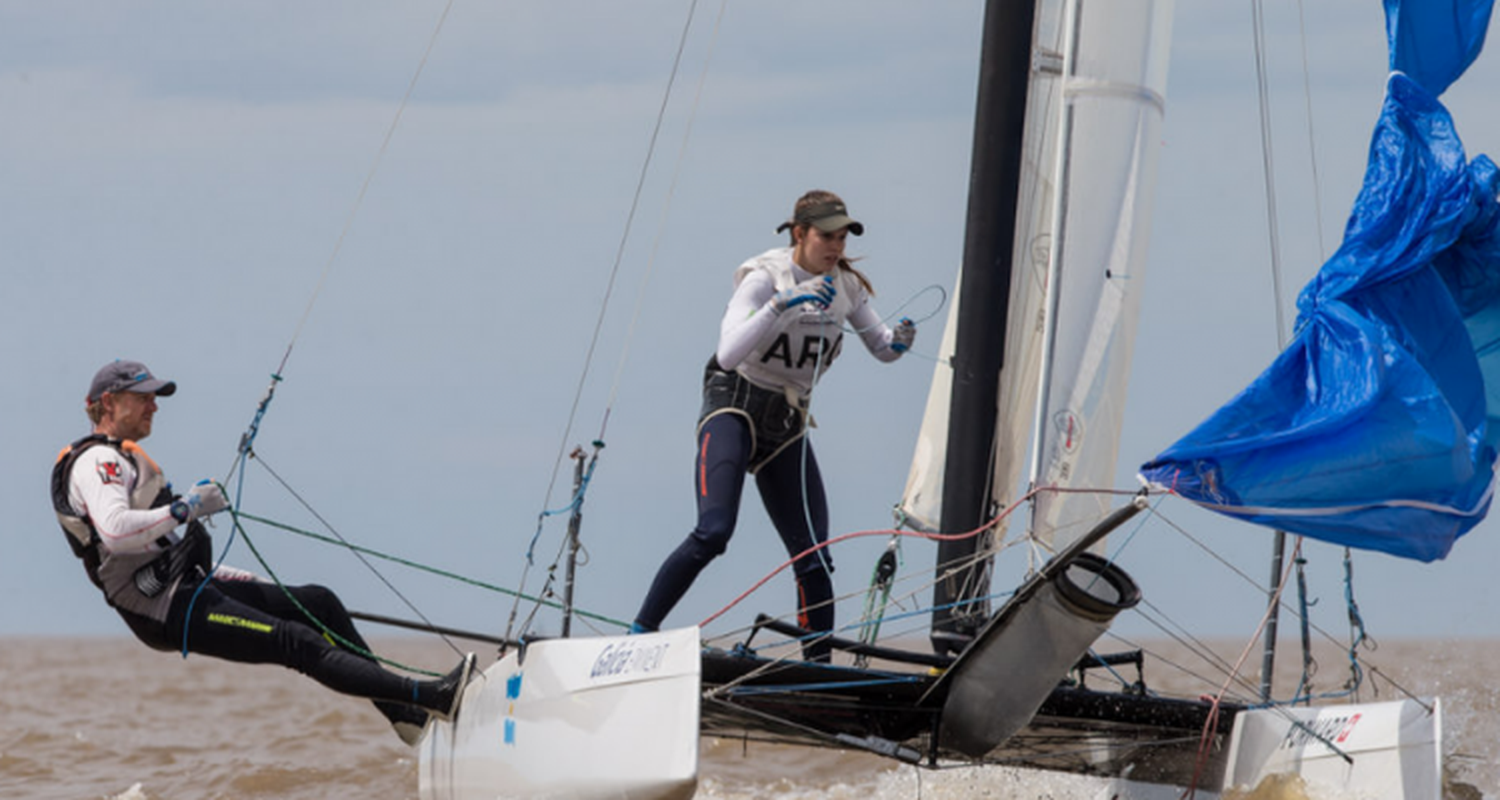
[[52, 359, 472, 745]]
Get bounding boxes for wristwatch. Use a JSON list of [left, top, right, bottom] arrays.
[[170, 499, 190, 523]]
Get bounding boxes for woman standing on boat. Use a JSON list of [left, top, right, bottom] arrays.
[[632, 190, 915, 661]]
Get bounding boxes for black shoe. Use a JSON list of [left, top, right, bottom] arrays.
[[429, 652, 476, 722]]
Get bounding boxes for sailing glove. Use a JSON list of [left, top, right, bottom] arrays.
[[891, 317, 916, 353], [172, 479, 230, 523], [772, 275, 836, 313]]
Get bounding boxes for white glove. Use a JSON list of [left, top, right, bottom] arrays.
[[180, 479, 230, 521], [891, 317, 916, 353], [772, 275, 836, 313]]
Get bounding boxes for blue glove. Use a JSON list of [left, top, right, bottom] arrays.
[[772, 275, 836, 313], [891, 317, 916, 353]]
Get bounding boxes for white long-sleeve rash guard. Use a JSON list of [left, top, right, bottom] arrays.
[[67, 444, 260, 581], [68, 445, 178, 554], [716, 266, 905, 372]]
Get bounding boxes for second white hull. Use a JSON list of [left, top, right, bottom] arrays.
[[419, 627, 701, 800]]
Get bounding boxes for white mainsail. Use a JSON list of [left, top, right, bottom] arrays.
[[900, 0, 1174, 556], [898, 0, 1066, 536], [1029, 0, 1174, 550]]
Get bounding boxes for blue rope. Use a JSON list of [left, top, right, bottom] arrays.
[[1076, 647, 1142, 693], [179, 373, 282, 658], [1249, 551, 1372, 707], [525, 451, 600, 564]]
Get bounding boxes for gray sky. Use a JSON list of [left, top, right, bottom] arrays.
[[5, 1, 1499, 649]]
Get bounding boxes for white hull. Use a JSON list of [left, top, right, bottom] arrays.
[[1222, 697, 1442, 799], [419, 627, 701, 800], [1081, 698, 1439, 799]]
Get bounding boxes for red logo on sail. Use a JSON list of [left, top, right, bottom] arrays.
[[1053, 410, 1083, 454]]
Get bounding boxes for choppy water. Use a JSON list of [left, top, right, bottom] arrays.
[[0, 637, 1494, 799]]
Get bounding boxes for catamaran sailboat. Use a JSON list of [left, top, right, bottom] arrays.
[[409, 0, 1496, 797]]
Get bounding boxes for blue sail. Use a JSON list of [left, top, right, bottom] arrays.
[[1140, 71, 1500, 562], [1385, 0, 1494, 96]]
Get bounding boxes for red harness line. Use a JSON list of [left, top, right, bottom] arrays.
[[698, 486, 1044, 629]]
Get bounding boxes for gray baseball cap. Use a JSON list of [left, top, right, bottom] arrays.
[[87, 360, 177, 403], [776, 200, 865, 236]]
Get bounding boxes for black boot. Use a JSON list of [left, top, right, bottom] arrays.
[[425, 652, 476, 721]]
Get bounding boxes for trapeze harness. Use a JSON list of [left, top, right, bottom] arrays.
[[698, 249, 860, 471], [51, 434, 212, 649]]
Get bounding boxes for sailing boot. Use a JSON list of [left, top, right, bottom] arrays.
[[417, 652, 477, 721]]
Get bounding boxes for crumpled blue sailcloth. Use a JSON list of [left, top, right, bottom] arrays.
[[1385, 0, 1494, 96], [1141, 69, 1500, 562]]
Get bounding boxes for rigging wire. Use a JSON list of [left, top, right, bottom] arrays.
[[700, 522, 1031, 656], [249, 452, 467, 658], [286, 3, 457, 353], [1290, 0, 1379, 712], [598, 0, 731, 439], [1250, 0, 1288, 345], [537, 0, 708, 469], [1146, 501, 1363, 657], [1182, 549, 1300, 796], [698, 489, 1039, 630], [236, 0, 458, 437], [235, 509, 628, 629], [1250, 0, 1369, 708], [695, 480, 1403, 736], [219, 508, 440, 676], [1249, 0, 1296, 708], [506, 0, 716, 643], [200, 2, 461, 655], [1293, 0, 1330, 263]]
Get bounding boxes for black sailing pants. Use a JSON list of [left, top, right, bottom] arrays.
[[121, 578, 427, 726], [634, 412, 835, 660]]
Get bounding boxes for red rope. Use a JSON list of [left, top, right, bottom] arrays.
[[697, 487, 1041, 629], [1179, 538, 1302, 798]]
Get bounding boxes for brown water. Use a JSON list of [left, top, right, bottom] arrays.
[[0, 637, 1493, 799]]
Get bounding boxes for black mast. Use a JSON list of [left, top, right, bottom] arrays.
[[931, 0, 1037, 656]]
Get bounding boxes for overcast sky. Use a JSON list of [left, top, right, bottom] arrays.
[[4, 1, 1499, 654]]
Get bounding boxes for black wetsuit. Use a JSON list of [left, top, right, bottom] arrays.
[[52, 435, 443, 725]]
